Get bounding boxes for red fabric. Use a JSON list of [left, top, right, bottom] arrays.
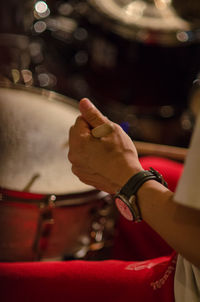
[[0, 156, 183, 302], [0, 254, 177, 302], [139, 156, 183, 192]]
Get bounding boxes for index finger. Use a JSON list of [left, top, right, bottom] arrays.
[[72, 115, 91, 135]]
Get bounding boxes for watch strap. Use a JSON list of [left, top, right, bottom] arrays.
[[115, 168, 168, 222], [120, 170, 157, 198]]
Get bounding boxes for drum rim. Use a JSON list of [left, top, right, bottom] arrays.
[[0, 186, 107, 206], [0, 81, 79, 110]]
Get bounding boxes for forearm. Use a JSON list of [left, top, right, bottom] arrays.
[[138, 180, 200, 267]]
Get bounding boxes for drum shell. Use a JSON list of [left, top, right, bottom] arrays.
[[0, 190, 112, 262]]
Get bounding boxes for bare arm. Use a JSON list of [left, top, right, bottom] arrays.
[[138, 180, 200, 267], [68, 98, 200, 267]]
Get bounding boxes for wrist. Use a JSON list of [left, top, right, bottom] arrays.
[[114, 168, 168, 222], [114, 166, 144, 193]]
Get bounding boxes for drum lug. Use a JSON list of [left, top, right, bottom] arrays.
[[32, 194, 56, 260], [74, 195, 117, 260]]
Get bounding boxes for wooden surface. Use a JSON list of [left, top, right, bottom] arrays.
[[135, 141, 187, 162]]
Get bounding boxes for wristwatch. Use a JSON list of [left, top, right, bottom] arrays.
[[114, 168, 168, 222]]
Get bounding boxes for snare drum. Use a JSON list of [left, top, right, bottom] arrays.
[[0, 84, 115, 262]]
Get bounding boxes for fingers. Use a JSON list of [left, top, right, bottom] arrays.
[[75, 115, 90, 132], [69, 115, 90, 138], [79, 98, 109, 128], [91, 123, 114, 138], [68, 116, 90, 158]]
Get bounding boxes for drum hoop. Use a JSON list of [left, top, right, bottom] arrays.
[[0, 81, 79, 111], [0, 187, 107, 206]]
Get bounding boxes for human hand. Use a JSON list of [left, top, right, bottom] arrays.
[[68, 98, 143, 194]]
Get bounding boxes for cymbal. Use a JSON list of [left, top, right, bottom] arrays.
[[0, 84, 92, 194], [88, 0, 200, 45]]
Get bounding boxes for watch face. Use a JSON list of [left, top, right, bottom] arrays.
[[115, 197, 133, 221]]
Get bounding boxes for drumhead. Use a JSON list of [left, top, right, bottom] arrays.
[[0, 85, 93, 194]]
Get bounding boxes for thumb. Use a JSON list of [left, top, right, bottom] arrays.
[[79, 98, 108, 128]]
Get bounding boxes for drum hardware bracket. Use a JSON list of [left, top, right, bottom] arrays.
[[75, 195, 116, 260], [32, 194, 56, 260]]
